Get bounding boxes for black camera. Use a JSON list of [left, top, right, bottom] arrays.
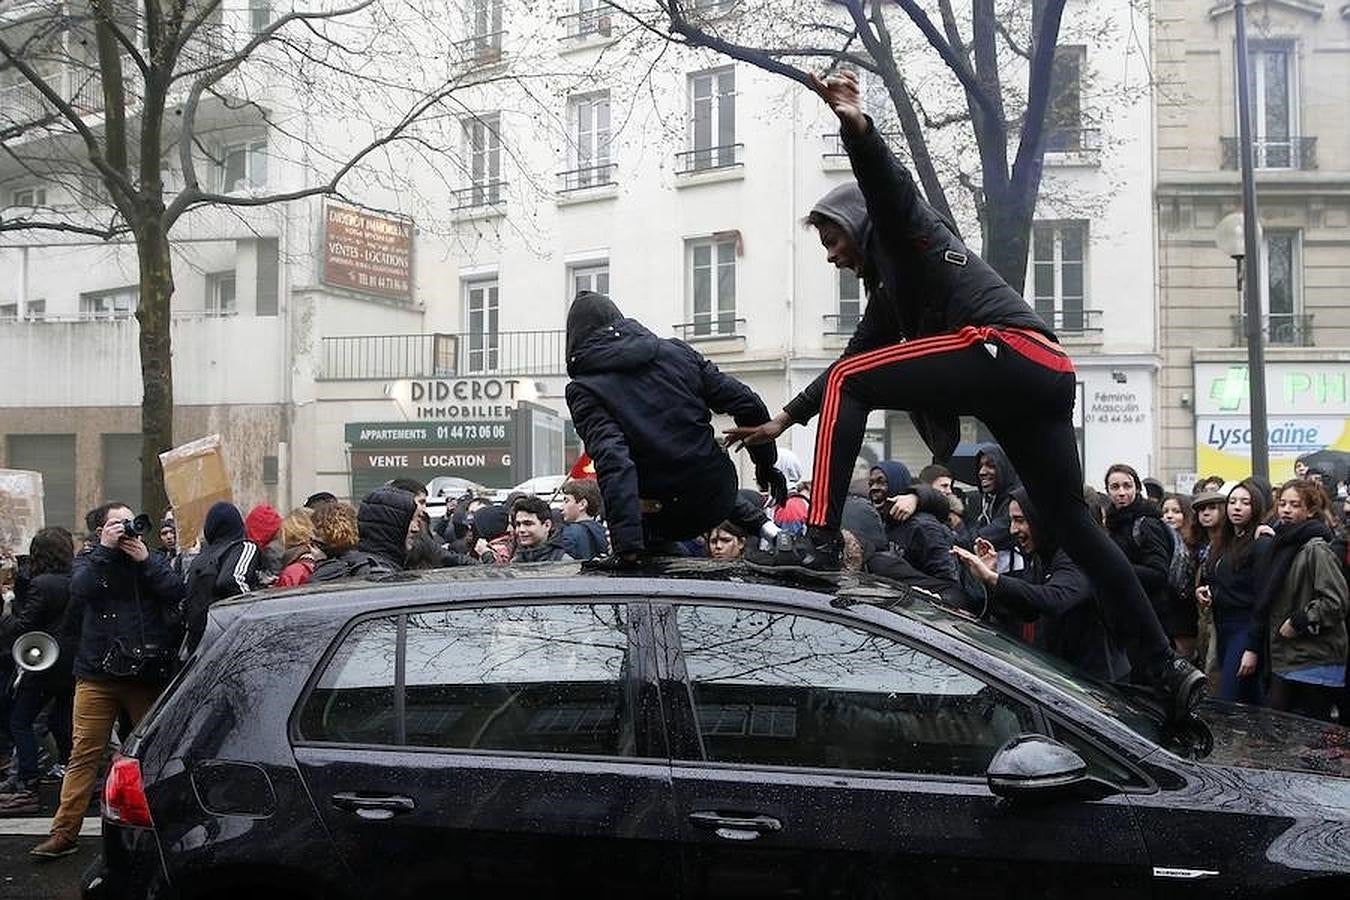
[[101, 638, 176, 681], [117, 513, 154, 537]]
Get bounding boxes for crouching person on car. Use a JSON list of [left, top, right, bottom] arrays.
[[31, 502, 185, 861]]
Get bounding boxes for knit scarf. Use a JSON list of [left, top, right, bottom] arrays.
[[1251, 519, 1334, 637]]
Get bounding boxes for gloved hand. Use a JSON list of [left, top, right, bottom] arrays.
[[757, 465, 789, 507]]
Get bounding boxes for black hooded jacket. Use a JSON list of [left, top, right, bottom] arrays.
[[1105, 496, 1175, 630], [69, 544, 185, 682], [962, 443, 1020, 548], [783, 120, 1053, 462], [985, 488, 1129, 682], [871, 460, 957, 584], [312, 488, 416, 582], [565, 295, 777, 553]]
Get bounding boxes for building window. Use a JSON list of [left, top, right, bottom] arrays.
[[80, 286, 139, 320], [1046, 46, 1085, 152], [1032, 222, 1086, 332], [466, 0, 504, 56], [569, 261, 609, 300], [249, 0, 271, 32], [220, 139, 267, 193], [9, 186, 47, 207], [256, 238, 280, 317], [205, 271, 237, 316], [0, 303, 16, 320], [565, 92, 612, 189], [460, 114, 503, 208], [465, 279, 499, 373], [685, 67, 737, 172], [25, 299, 45, 320], [1260, 231, 1301, 344], [837, 269, 861, 331], [689, 234, 737, 337], [563, 0, 614, 41], [1243, 43, 1295, 169]]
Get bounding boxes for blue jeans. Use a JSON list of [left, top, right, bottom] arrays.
[[9, 679, 73, 781], [1214, 617, 1263, 704]]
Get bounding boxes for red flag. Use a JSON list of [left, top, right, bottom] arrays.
[[569, 453, 597, 481]]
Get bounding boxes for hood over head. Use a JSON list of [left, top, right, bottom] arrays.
[[244, 503, 283, 546], [811, 182, 872, 262], [566, 293, 662, 378], [566, 291, 624, 359], [471, 503, 511, 541], [356, 487, 416, 566], [203, 501, 245, 545], [775, 448, 804, 491], [871, 460, 914, 495], [1008, 486, 1054, 558], [975, 442, 1019, 498]]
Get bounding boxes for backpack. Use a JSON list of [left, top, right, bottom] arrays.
[[179, 539, 246, 658], [1133, 518, 1194, 602]]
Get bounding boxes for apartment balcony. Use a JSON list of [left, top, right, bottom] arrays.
[[318, 331, 565, 381], [451, 31, 508, 67], [1231, 313, 1314, 348], [821, 131, 906, 162], [675, 143, 743, 176], [449, 180, 507, 212], [823, 312, 861, 336], [558, 4, 616, 43], [1039, 308, 1104, 335], [1220, 137, 1317, 171], [0, 63, 114, 132], [558, 162, 617, 193], [1043, 127, 1102, 166]]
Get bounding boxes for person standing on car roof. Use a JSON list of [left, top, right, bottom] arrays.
[[565, 290, 787, 560], [725, 69, 1204, 721]]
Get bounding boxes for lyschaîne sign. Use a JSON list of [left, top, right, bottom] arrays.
[[1194, 361, 1349, 481]]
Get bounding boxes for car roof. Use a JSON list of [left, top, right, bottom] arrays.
[[213, 558, 953, 628]]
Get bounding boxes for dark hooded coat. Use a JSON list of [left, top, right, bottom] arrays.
[[1105, 494, 1182, 637], [783, 121, 1053, 461], [565, 292, 777, 554], [870, 460, 957, 584], [985, 488, 1129, 682], [962, 443, 1020, 549], [312, 488, 415, 581]]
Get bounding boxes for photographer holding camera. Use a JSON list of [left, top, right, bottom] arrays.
[[30, 503, 185, 861]]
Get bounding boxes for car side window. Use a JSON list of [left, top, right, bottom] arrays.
[[672, 605, 1036, 777], [300, 603, 645, 758], [300, 616, 399, 745]]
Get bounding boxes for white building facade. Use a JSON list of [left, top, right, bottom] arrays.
[[0, 0, 1162, 531]]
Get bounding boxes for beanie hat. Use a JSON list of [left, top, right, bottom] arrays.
[[203, 502, 245, 545], [245, 503, 283, 547]]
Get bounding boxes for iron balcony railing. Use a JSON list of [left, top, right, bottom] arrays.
[[1044, 127, 1102, 155], [451, 30, 507, 64], [450, 180, 507, 210], [1033, 307, 1104, 335], [558, 4, 616, 41], [673, 317, 746, 341], [1220, 136, 1316, 171], [823, 312, 862, 335], [675, 142, 743, 175], [558, 162, 617, 192], [822, 131, 906, 160], [319, 330, 566, 380], [1231, 313, 1313, 347]]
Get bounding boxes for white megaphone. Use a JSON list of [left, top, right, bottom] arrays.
[[11, 631, 59, 687]]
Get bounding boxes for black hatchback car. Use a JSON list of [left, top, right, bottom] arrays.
[[87, 561, 1350, 899]]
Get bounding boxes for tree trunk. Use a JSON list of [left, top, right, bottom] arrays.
[[981, 183, 1033, 297], [136, 224, 174, 520]]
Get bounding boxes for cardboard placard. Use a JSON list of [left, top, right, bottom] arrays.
[[0, 469, 45, 556], [159, 434, 232, 550]]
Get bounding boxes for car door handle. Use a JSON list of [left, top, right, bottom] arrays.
[[331, 792, 416, 819], [688, 810, 783, 841]]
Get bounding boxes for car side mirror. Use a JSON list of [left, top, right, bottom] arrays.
[[987, 734, 1114, 802]]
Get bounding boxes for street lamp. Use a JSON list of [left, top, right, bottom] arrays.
[[1214, 206, 1269, 479]]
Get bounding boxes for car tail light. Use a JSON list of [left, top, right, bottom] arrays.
[[104, 755, 154, 828]]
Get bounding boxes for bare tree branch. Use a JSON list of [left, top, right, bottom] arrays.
[[891, 0, 999, 121]]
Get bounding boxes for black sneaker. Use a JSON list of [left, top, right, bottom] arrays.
[[750, 528, 844, 572], [1156, 655, 1207, 722]]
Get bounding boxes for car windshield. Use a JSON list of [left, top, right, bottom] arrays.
[[944, 617, 1166, 745]]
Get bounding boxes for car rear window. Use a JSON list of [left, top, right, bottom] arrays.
[[297, 603, 653, 758]]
